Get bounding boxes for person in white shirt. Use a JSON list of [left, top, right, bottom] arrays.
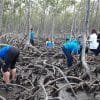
[[89, 29, 99, 56]]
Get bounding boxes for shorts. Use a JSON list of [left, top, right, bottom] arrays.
[[2, 47, 20, 72]]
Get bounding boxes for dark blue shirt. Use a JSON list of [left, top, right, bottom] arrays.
[[0, 45, 12, 59]]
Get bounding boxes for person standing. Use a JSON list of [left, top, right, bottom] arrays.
[[29, 28, 35, 46]]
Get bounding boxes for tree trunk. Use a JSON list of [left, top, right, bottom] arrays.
[[26, 0, 31, 34], [51, 15, 55, 41], [81, 0, 91, 79], [96, 0, 100, 32], [0, 0, 3, 35]]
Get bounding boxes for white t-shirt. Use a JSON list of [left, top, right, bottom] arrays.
[[89, 33, 99, 49]]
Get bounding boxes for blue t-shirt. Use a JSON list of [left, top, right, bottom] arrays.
[[29, 32, 34, 40], [63, 39, 80, 54], [46, 41, 54, 48], [0, 45, 12, 58]]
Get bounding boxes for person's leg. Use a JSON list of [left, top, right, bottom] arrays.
[[2, 65, 10, 84], [30, 39, 34, 46], [89, 49, 96, 61], [11, 68, 16, 81], [3, 71, 10, 84], [62, 47, 73, 67], [2, 67, 13, 91], [10, 48, 20, 82], [5, 47, 19, 83], [67, 53, 73, 67]]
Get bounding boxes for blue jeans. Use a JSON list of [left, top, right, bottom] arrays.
[[62, 46, 73, 67]]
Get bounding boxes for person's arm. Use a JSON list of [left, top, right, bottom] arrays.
[[0, 58, 4, 69]]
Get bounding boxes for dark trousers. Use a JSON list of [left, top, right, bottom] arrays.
[[62, 46, 73, 67], [90, 44, 100, 56], [30, 39, 34, 46]]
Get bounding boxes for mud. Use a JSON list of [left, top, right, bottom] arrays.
[[0, 37, 100, 100]]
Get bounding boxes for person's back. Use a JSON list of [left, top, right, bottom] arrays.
[[0, 44, 12, 58], [63, 39, 80, 54]]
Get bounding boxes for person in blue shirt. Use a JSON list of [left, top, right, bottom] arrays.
[[29, 28, 35, 46], [62, 39, 81, 67], [0, 44, 20, 85], [46, 38, 54, 48]]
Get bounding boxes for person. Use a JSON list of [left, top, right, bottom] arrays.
[[65, 33, 71, 41], [0, 44, 20, 86], [88, 29, 99, 56], [62, 39, 81, 67], [97, 33, 100, 55], [29, 28, 35, 46], [46, 38, 55, 48]]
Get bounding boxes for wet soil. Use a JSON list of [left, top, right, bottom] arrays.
[[0, 37, 100, 100]]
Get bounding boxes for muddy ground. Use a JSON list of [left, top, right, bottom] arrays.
[[0, 37, 100, 100]]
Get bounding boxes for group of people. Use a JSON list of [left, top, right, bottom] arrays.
[[62, 29, 100, 67], [0, 28, 99, 91]]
